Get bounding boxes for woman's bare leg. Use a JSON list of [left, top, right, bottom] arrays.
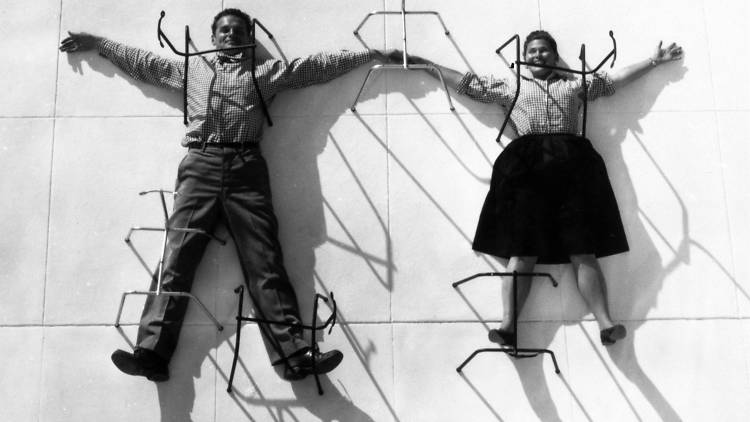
[[570, 253, 626, 344], [569, 254, 615, 328], [498, 255, 538, 331]]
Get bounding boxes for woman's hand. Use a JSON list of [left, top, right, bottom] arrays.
[[650, 41, 684, 65], [59, 31, 100, 53]]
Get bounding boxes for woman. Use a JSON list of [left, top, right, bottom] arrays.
[[403, 30, 682, 346]]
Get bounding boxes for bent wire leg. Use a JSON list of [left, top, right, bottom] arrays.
[[114, 291, 223, 331], [227, 286, 246, 393], [457, 348, 504, 373], [353, 11, 403, 35], [311, 294, 323, 395], [430, 64, 456, 111], [351, 65, 383, 112], [457, 348, 560, 374], [514, 348, 561, 374], [405, 10, 450, 35], [452, 272, 560, 374]]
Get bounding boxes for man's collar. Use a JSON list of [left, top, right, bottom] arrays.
[[216, 51, 249, 64]]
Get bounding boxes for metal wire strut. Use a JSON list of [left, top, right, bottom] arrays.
[[453, 271, 561, 374], [494, 31, 617, 142], [227, 286, 338, 396], [156, 11, 275, 127], [350, 0, 455, 112], [114, 189, 227, 331]]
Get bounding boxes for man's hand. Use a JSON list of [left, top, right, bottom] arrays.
[[651, 41, 684, 65], [59, 31, 100, 53]]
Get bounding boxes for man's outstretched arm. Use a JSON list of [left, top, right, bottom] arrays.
[[387, 51, 514, 106], [60, 31, 184, 90], [266, 48, 401, 91]]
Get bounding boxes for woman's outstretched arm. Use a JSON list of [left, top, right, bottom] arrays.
[[610, 41, 683, 89]]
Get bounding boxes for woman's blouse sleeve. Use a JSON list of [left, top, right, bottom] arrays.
[[456, 72, 515, 106], [577, 71, 616, 101]]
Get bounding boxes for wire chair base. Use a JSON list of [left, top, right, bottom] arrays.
[[350, 0, 455, 112], [453, 271, 561, 374], [114, 190, 226, 332], [227, 285, 338, 396]]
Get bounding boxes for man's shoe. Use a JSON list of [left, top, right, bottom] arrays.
[[488, 328, 516, 347], [111, 348, 169, 382], [282, 348, 343, 380], [600, 324, 627, 346]]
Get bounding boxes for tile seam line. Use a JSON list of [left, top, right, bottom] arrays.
[[702, 3, 739, 320], [381, 0, 397, 418], [701, 2, 746, 388], [8, 316, 749, 328], [39, 1, 65, 421], [537, 0, 542, 29]]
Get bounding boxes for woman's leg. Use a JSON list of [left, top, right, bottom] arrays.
[[498, 255, 538, 331], [570, 254, 615, 328]]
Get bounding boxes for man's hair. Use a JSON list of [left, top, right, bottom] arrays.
[[211, 8, 253, 35], [523, 30, 558, 56]]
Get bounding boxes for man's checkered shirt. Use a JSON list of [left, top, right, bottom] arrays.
[[98, 39, 372, 146], [456, 71, 615, 137]]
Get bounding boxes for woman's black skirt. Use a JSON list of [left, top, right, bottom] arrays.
[[472, 133, 629, 264]]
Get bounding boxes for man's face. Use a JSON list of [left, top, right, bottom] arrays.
[[211, 15, 251, 54], [524, 39, 558, 79]]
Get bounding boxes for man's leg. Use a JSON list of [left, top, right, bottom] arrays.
[[222, 149, 342, 378], [113, 150, 221, 380]]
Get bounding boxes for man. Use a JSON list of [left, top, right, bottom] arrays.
[[60, 8, 392, 382]]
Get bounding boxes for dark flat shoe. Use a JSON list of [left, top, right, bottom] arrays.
[[111, 348, 169, 382], [488, 328, 516, 347], [600, 324, 627, 346], [282, 348, 344, 381]]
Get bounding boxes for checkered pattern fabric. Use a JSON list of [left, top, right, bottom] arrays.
[[98, 39, 372, 145], [456, 71, 615, 136]]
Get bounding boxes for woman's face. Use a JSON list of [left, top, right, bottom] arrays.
[[524, 39, 558, 79]]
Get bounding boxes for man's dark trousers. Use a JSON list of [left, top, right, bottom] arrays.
[[136, 144, 309, 363]]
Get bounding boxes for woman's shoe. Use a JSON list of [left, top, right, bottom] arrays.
[[600, 324, 627, 346], [488, 328, 516, 347]]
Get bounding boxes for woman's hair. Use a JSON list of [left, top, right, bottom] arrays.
[[211, 8, 253, 35], [523, 30, 558, 56]]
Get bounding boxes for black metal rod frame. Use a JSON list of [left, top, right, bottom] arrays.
[[453, 271, 561, 374], [350, 0, 455, 112], [227, 285, 338, 395], [156, 11, 274, 127], [494, 31, 617, 142]]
